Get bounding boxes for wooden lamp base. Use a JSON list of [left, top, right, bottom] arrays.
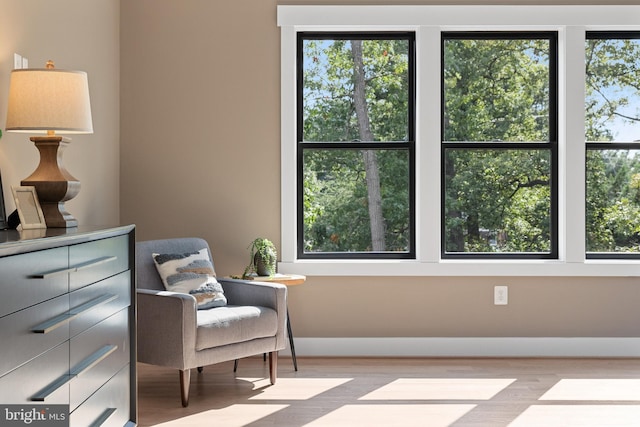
[[21, 136, 81, 228]]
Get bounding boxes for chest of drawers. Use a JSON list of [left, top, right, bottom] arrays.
[[0, 225, 136, 427]]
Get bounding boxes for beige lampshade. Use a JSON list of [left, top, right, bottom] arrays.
[[6, 67, 93, 134]]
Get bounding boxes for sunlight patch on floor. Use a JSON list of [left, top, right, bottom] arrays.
[[509, 405, 640, 427], [244, 377, 353, 400], [152, 404, 289, 427], [359, 378, 516, 400], [540, 379, 640, 401], [302, 404, 477, 427]]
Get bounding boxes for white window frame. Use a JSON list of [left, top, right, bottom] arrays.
[[278, 5, 640, 277]]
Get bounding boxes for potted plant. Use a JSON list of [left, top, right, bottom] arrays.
[[243, 237, 277, 278]]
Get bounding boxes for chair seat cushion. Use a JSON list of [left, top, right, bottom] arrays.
[[195, 305, 278, 351]]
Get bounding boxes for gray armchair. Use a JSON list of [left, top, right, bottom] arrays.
[[136, 238, 287, 407]]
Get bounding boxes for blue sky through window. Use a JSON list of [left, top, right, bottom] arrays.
[[586, 37, 640, 143]]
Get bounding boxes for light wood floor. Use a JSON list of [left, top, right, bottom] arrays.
[[137, 356, 640, 427]]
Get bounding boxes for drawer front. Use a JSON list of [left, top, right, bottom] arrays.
[[69, 271, 131, 338], [0, 343, 70, 404], [0, 294, 70, 377], [69, 309, 129, 411], [0, 247, 69, 317], [69, 235, 130, 291], [70, 364, 130, 427]]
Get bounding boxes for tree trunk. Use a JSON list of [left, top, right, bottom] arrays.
[[467, 213, 480, 244], [351, 39, 386, 251], [445, 153, 465, 252]]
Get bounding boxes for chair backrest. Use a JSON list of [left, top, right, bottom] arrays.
[[136, 237, 212, 291]]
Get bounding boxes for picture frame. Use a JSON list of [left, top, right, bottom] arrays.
[[0, 171, 7, 230], [11, 186, 46, 230]]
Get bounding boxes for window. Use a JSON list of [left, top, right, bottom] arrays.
[[586, 32, 640, 258], [442, 32, 558, 258], [297, 33, 416, 259], [279, 5, 640, 276]]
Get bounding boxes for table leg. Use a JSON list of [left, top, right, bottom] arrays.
[[287, 308, 298, 371]]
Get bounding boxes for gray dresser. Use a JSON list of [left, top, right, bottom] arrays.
[[0, 225, 136, 427]]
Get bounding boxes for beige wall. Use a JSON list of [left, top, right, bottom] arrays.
[[0, 0, 120, 226], [120, 0, 640, 340]]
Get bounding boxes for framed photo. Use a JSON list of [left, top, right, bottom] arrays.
[[11, 186, 46, 229], [0, 171, 7, 230]]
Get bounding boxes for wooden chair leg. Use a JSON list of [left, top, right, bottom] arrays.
[[234, 359, 239, 372], [269, 351, 278, 385], [179, 369, 191, 407]]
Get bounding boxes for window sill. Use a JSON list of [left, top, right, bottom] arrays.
[[278, 259, 640, 277]]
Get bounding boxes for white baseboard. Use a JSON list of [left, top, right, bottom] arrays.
[[280, 337, 640, 358]]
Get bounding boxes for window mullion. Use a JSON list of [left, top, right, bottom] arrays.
[[562, 26, 587, 263], [419, 26, 442, 263]]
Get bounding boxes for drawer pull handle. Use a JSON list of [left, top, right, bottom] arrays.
[[31, 294, 116, 334], [71, 345, 118, 377], [31, 345, 118, 401], [31, 313, 75, 334], [31, 256, 117, 279], [73, 256, 118, 272], [69, 294, 118, 316], [31, 267, 75, 279], [89, 408, 117, 427], [31, 374, 73, 401]]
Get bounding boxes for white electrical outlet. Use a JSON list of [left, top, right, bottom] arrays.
[[494, 285, 508, 305]]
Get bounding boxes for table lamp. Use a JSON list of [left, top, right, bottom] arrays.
[[5, 60, 93, 228]]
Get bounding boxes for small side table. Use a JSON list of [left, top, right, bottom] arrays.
[[248, 274, 305, 371]]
